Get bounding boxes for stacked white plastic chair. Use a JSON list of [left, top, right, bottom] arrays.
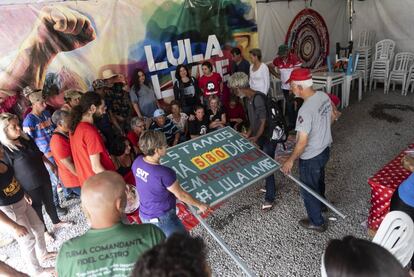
[[355, 30, 375, 92], [369, 39, 396, 93], [405, 65, 414, 95], [372, 211, 414, 267], [387, 52, 414, 95]]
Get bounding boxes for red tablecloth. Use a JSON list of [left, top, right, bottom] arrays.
[[367, 143, 414, 230]]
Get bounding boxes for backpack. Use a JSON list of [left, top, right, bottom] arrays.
[[250, 92, 288, 144]]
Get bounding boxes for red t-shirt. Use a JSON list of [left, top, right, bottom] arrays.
[[225, 103, 245, 121], [70, 122, 115, 186], [198, 72, 222, 98], [126, 131, 139, 148], [50, 132, 80, 188]]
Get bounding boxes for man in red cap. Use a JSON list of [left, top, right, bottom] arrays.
[[281, 68, 335, 232]]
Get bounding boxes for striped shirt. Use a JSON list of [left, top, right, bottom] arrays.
[[149, 118, 179, 145], [23, 111, 55, 160]]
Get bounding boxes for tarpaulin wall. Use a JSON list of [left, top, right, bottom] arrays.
[[0, 0, 258, 110], [353, 0, 414, 53], [256, 0, 348, 63]]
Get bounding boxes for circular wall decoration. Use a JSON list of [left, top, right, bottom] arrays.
[[285, 8, 329, 69]]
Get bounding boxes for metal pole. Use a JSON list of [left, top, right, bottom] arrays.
[[280, 169, 346, 219], [189, 206, 257, 277]]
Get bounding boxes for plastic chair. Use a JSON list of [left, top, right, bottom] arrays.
[[403, 64, 414, 95], [369, 39, 396, 93], [372, 211, 414, 267], [387, 52, 414, 95], [357, 30, 376, 48]]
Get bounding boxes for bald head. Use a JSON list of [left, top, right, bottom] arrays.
[[81, 171, 126, 227]]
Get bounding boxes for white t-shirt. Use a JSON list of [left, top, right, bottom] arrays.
[[167, 113, 188, 133], [249, 63, 270, 95]]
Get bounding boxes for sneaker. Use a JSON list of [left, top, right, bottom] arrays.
[[261, 201, 273, 211], [56, 206, 68, 217], [259, 188, 266, 193], [298, 218, 327, 233]]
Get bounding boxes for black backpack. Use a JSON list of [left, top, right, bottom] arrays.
[[250, 92, 288, 144]]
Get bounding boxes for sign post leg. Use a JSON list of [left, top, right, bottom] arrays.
[[188, 206, 257, 277]]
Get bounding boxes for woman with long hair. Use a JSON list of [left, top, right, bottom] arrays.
[[69, 91, 115, 186], [173, 64, 201, 115], [198, 61, 223, 105], [0, 113, 71, 241], [129, 68, 159, 118]]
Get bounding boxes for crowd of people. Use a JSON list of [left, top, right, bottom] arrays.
[[0, 44, 412, 277]]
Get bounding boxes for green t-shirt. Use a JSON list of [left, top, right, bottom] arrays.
[[57, 223, 165, 277]]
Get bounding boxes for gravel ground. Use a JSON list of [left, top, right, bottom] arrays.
[[1, 88, 414, 276]]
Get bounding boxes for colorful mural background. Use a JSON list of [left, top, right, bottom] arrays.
[[0, 0, 258, 114]]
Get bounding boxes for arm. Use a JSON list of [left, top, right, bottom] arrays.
[[132, 102, 143, 118], [167, 181, 209, 212], [263, 65, 270, 95], [0, 209, 28, 237], [0, 261, 28, 277], [42, 155, 57, 173], [60, 157, 77, 176], [172, 132, 180, 146], [249, 118, 266, 144], [281, 132, 308, 175], [108, 110, 123, 134], [267, 63, 279, 78], [89, 153, 105, 174]]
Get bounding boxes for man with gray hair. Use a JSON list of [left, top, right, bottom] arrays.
[[228, 72, 277, 211], [281, 68, 335, 233], [50, 109, 81, 197]]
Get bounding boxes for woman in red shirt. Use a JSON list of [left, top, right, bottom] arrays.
[[198, 61, 223, 105], [225, 95, 245, 131]]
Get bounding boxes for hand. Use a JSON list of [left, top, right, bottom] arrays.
[[248, 136, 258, 144], [33, 6, 96, 54], [281, 159, 294, 175], [24, 194, 32, 205], [197, 203, 212, 214], [13, 224, 29, 237], [189, 115, 195, 121], [241, 132, 249, 138]]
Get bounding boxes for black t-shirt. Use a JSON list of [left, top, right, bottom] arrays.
[[173, 77, 200, 108], [206, 108, 225, 131], [189, 116, 209, 136], [0, 161, 24, 206], [3, 137, 51, 191], [231, 59, 250, 76]]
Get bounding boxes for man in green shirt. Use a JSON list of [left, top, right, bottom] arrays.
[[56, 171, 165, 277]]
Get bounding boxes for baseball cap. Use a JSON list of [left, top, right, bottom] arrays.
[[286, 68, 312, 84], [92, 79, 109, 90], [28, 90, 45, 104], [278, 44, 288, 56], [153, 109, 165, 118]]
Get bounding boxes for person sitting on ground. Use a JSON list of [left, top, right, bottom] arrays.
[[167, 100, 188, 142], [0, 146, 56, 277], [231, 47, 250, 76], [132, 233, 211, 277], [61, 89, 82, 112], [322, 236, 407, 277], [127, 117, 146, 154], [129, 68, 159, 119], [70, 91, 116, 186], [198, 61, 223, 105], [149, 109, 180, 147], [390, 155, 414, 277], [56, 171, 165, 276], [0, 113, 71, 242], [249, 48, 270, 95], [225, 95, 245, 131], [206, 95, 227, 132], [22, 90, 67, 215], [132, 130, 211, 237], [109, 137, 136, 185], [228, 72, 277, 211], [173, 64, 201, 115], [188, 105, 209, 139], [50, 110, 81, 198]]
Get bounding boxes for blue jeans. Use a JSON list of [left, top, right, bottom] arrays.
[[299, 147, 330, 226], [258, 137, 277, 203], [140, 208, 187, 238], [45, 163, 61, 207], [66, 187, 81, 196]]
